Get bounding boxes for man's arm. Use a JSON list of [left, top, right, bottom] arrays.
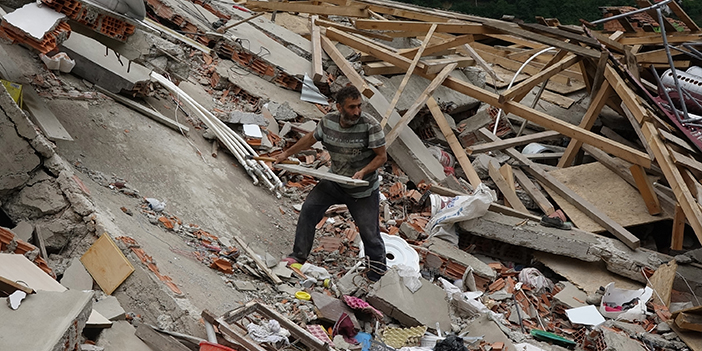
[[274, 131, 318, 163], [352, 146, 387, 180]]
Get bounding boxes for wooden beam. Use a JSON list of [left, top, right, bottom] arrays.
[[354, 19, 493, 35], [591, 31, 626, 53], [473, 47, 571, 85], [462, 43, 503, 84], [630, 164, 661, 215], [518, 22, 601, 48], [499, 54, 580, 103], [642, 122, 702, 247], [467, 130, 561, 155], [499, 163, 516, 208], [381, 23, 437, 129], [513, 167, 555, 215], [620, 103, 655, 160], [557, 80, 612, 167], [671, 150, 702, 175], [327, 27, 652, 168], [385, 63, 456, 145], [671, 204, 685, 250], [635, 47, 685, 64], [362, 56, 473, 75], [244, 1, 369, 17], [660, 129, 697, 154], [604, 65, 647, 124], [310, 16, 324, 82], [426, 96, 481, 188], [319, 35, 373, 98], [619, 33, 702, 45], [482, 22, 601, 59], [668, 0, 701, 32], [479, 128, 641, 249], [315, 18, 392, 41], [400, 34, 474, 59], [488, 160, 529, 213]]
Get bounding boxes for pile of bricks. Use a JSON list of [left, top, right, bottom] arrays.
[[145, 0, 212, 46], [0, 20, 71, 54], [40, 0, 136, 41]]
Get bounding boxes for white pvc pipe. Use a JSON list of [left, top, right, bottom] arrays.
[[492, 46, 556, 135]]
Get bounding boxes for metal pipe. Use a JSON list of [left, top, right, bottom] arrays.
[[590, 0, 673, 25], [516, 82, 548, 137], [657, 7, 690, 121], [650, 65, 681, 121]]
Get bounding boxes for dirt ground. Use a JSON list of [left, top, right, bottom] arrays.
[[43, 69, 302, 317]]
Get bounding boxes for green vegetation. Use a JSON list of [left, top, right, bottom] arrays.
[[394, 0, 702, 27]]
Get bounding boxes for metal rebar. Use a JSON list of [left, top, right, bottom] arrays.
[[657, 7, 690, 122]]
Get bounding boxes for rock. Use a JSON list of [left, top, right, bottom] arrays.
[[60, 258, 94, 290], [657, 322, 671, 333], [272, 101, 297, 121], [488, 290, 512, 301], [11, 221, 34, 242], [472, 154, 500, 180], [399, 222, 422, 241], [674, 254, 692, 264], [14, 180, 69, 217], [227, 111, 267, 126], [639, 332, 686, 350], [93, 296, 126, 321]]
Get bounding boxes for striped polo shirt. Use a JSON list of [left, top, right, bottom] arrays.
[[313, 111, 385, 198]]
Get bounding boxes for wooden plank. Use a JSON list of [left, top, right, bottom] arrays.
[[473, 47, 572, 86], [400, 34, 474, 59], [276, 163, 369, 186], [385, 63, 456, 145], [94, 86, 190, 133], [558, 81, 612, 167], [672, 204, 686, 250], [635, 47, 685, 64], [354, 19, 493, 35], [668, 0, 701, 32], [620, 103, 655, 160], [647, 260, 677, 307], [244, 1, 369, 17], [426, 96, 481, 188], [541, 90, 575, 109], [671, 150, 702, 175], [591, 31, 626, 53], [517, 22, 601, 48], [80, 233, 134, 295], [462, 43, 502, 84], [676, 313, 702, 332], [488, 160, 529, 214], [591, 52, 609, 96], [672, 323, 702, 351], [255, 303, 331, 351], [513, 167, 555, 215], [216, 317, 267, 351], [482, 22, 601, 59], [0, 275, 34, 296], [310, 16, 324, 82], [0, 252, 65, 292], [500, 54, 580, 103], [478, 128, 641, 249], [467, 131, 561, 155], [315, 18, 392, 41], [423, 56, 475, 74], [581, 144, 676, 217], [327, 28, 652, 168], [320, 35, 373, 98], [642, 122, 702, 247], [604, 65, 647, 124], [499, 163, 516, 208], [660, 129, 697, 154], [630, 164, 661, 215], [619, 33, 702, 45], [510, 49, 569, 103], [381, 24, 437, 128], [232, 235, 283, 285]]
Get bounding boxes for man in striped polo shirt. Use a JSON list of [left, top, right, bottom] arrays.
[[275, 86, 388, 281]]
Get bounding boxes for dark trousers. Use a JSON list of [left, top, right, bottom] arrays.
[[290, 180, 386, 281]]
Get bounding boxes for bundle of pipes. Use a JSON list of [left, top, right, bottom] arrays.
[[151, 72, 284, 198]]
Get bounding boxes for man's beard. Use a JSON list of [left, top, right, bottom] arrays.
[[340, 111, 360, 127]]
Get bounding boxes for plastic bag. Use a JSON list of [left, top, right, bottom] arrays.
[[301, 262, 331, 280], [396, 264, 422, 293], [433, 335, 467, 351], [518, 268, 554, 295], [426, 183, 496, 245]]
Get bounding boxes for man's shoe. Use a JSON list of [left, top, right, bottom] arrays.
[[281, 257, 301, 267]]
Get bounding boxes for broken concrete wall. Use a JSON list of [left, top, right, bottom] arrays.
[[0, 84, 96, 259]]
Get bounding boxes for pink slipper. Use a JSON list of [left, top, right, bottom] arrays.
[[281, 257, 300, 267]]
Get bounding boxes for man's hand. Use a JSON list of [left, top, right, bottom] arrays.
[[352, 170, 365, 180], [273, 152, 289, 164]]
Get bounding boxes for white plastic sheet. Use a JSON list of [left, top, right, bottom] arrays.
[[426, 183, 496, 245]]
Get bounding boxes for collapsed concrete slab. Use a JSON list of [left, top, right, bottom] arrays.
[[367, 268, 451, 332], [420, 237, 496, 281], [374, 70, 481, 114], [458, 211, 702, 297], [97, 320, 153, 351], [0, 290, 93, 351], [60, 32, 152, 94]]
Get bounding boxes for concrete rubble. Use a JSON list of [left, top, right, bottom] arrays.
[[0, 0, 701, 350]]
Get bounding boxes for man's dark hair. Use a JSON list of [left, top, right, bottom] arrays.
[[335, 86, 361, 106]]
